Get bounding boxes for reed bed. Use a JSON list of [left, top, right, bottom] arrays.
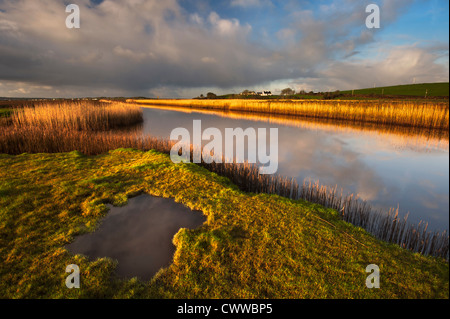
[[0, 100, 151, 155], [133, 99, 449, 131], [12, 100, 143, 131], [0, 100, 448, 260], [0, 126, 169, 155]]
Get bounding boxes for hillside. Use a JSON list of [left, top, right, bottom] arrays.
[[340, 82, 449, 97]]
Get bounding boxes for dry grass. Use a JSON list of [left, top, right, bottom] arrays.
[[11, 100, 143, 131], [0, 126, 172, 155], [133, 99, 449, 130], [0, 100, 146, 155]]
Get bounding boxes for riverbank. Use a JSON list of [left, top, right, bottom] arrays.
[[0, 149, 448, 298], [130, 99, 449, 131]]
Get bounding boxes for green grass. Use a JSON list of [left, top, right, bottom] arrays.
[[0, 149, 448, 298], [0, 109, 12, 118], [213, 83, 449, 100], [340, 82, 449, 97]]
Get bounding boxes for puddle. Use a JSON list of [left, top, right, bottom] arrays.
[[66, 194, 206, 281]]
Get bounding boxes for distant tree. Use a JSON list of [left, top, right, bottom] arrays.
[[323, 90, 342, 100], [281, 88, 295, 96], [206, 92, 217, 99], [200, 94, 204, 99]]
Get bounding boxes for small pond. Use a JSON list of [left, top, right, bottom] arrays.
[[66, 194, 206, 281]]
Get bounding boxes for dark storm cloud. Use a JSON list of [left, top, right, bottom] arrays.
[[0, 0, 448, 97], [1, 0, 310, 94]]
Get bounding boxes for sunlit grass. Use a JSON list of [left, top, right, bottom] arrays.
[[0, 149, 448, 298]]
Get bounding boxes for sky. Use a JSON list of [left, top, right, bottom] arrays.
[[0, 0, 448, 98]]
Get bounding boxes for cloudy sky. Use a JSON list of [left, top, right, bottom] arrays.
[[0, 0, 448, 98]]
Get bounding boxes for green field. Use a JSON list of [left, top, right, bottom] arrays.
[[0, 149, 447, 298], [340, 82, 449, 97], [212, 82, 449, 100], [213, 82, 449, 100], [0, 109, 12, 118]]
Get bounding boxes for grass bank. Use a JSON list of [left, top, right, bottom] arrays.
[[340, 82, 449, 97], [0, 109, 11, 118], [131, 99, 449, 131], [0, 149, 448, 298]]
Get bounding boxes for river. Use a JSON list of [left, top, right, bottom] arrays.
[[139, 105, 449, 232]]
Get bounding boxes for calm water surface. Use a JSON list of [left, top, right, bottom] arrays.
[[66, 194, 206, 280], [141, 106, 449, 232]]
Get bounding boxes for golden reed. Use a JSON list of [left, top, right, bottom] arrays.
[[12, 100, 143, 131]]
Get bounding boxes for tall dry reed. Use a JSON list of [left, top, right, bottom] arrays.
[[12, 100, 143, 131]]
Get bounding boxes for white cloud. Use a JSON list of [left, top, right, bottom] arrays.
[[190, 13, 204, 25], [290, 44, 449, 91], [113, 46, 148, 62], [208, 12, 251, 37], [0, 19, 19, 32], [201, 57, 217, 64], [230, 0, 272, 8]]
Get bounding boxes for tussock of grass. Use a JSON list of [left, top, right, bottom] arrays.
[[0, 149, 447, 298]]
